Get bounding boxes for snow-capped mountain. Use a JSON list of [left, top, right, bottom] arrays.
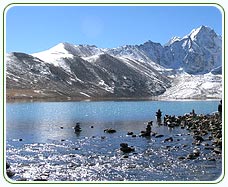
[[106, 26, 222, 75], [6, 52, 171, 100], [6, 25, 222, 100]]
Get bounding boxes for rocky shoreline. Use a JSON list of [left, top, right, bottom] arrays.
[[161, 112, 222, 160], [122, 111, 222, 160]]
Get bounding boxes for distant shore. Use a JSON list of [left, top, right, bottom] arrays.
[[6, 95, 221, 103], [5, 88, 222, 103]]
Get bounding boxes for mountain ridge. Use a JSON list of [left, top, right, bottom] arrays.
[[6, 25, 222, 100]]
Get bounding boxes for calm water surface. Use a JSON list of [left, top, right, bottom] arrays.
[[6, 100, 222, 181]]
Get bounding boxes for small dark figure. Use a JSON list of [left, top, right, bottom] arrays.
[[141, 123, 152, 137], [146, 124, 152, 133], [156, 109, 162, 121], [74, 122, 81, 132], [192, 109, 195, 115], [218, 100, 222, 116]]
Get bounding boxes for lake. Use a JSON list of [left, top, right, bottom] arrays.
[[5, 100, 222, 182]]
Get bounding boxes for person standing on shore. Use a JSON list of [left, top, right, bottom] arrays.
[[218, 100, 222, 117]]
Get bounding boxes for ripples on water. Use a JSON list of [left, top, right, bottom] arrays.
[[7, 124, 222, 181], [6, 101, 222, 181]]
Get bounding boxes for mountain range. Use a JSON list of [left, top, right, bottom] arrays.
[[6, 25, 222, 100]]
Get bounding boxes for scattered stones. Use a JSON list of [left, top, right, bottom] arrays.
[[127, 131, 137, 137], [162, 111, 222, 160], [7, 109, 222, 180]]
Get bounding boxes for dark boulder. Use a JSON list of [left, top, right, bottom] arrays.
[[120, 143, 135, 153], [120, 143, 128, 148], [164, 137, 173, 142], [193, 135, 204, 142], [127, 132, 134, 135], [104, 128, 116, 133], [6, 162, 10, 169], [6, 170, 15, 178], [34, 178, 48, 181], [120, 146, 135, 153], [155, 134, 164, 138]]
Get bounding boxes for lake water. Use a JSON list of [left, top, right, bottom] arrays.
[[6, 100, 222, 182]]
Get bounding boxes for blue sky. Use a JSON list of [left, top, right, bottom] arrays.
[[6, 5, 222, 54]]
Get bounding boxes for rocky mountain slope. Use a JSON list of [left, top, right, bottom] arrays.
[[106, 26, 222, 75], [6, 25, 222, 100]]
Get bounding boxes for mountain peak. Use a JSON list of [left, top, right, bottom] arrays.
[[187, 25, 216, 41], [47, 42, 67, 52], [164, 36, 181, 46], [143, 40, 161, 45]]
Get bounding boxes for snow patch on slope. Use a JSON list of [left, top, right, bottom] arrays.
[[80, 92, 91, 98], [160, 73, 222, 99], [82, 54, 104, 63]]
